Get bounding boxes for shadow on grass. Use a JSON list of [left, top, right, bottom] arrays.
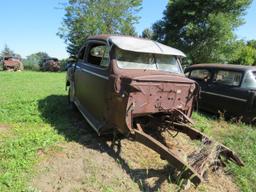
[[38, 95, 176, 192]]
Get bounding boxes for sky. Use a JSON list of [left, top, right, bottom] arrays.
[[0, 0, 255, 59]]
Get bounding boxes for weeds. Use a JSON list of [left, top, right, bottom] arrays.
[[192, 112, 256, 192]]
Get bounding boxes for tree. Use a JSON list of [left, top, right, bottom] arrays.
[[23, 52, 49, 71], [1, 44, 15, 58], [247, 40, 256, 49], [141, 28, 153, 39], [58, 0, 142, 57], [236, 46, 256, 65], [152, 0, 252, 64], [230, 40, 256, 65]]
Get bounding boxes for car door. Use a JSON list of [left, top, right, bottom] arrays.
[[188, 68, 214, 112], [74, 40, 110, 130], [207, 69, 249, 115]]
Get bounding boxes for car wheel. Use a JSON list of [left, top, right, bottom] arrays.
[[68, 87, 77, 111]]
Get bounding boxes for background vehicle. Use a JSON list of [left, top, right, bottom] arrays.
[[185, 64, 256, 121], [41, 58, 60, 72], [66, 35, 243, 185], [1, 56, 23, 71]]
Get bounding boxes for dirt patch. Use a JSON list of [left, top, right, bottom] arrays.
[[31, 141, 139, 192], [30, 127, 239, 192], [0, 124, 11, 133]]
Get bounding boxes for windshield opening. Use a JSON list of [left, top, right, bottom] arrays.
[[115, 48, 183, 74]]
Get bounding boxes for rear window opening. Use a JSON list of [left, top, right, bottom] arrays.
[[213, 70, 243, 86], [190, 69, 211, 80]]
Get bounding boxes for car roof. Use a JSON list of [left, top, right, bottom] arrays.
[[186, 63, 256, 72], [87, 34, 186, 57]]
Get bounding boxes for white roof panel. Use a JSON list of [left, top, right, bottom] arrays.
[[108, 36, 186, 57]]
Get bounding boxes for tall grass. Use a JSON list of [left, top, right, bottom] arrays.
[[193, 112, 256, 192]]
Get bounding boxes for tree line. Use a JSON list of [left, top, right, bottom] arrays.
[[0, 45, 67, 71], [1, 0, 254, 70], [58, 0, 255, 66]]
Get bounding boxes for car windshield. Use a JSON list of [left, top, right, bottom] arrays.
[[115, 48, 183, 74], [241, 71, 256, 89]]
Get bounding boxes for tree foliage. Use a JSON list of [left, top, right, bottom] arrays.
[[231, 40, 256, 65], [236, 46, 256, 65], [152, 0, 252, 64], [141, 28, 153, 39], [23, 52, 50, 71], [1, 45, 14, 58], [58, 0, 142, 56], [0, 45, 21, 59], [247, 40, 256, 49]]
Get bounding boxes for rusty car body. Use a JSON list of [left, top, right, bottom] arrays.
[[2, 56, 23, 71], [66, 35, 243, 185], [185, 64, 256, 121], [41, 58, 60, 72]]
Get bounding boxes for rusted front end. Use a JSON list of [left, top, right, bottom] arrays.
[[42, 58, 60, 72], [107, 63, 198, 135], [106, 65, 243, 185], [2, 57, 23, 71], [125, 75, 197, 132]]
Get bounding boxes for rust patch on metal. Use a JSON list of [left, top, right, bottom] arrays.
[[2, 57, 23, 71]]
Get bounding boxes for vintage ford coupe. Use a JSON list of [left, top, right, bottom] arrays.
[[66, 35, 195, 135], [66, 35, 243, 185]]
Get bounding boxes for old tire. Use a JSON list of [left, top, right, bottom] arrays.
[[68, 87, 77, 111]]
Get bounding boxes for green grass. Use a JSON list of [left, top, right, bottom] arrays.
[[0, 71, 255, 191], [0, 71, 67, 191]]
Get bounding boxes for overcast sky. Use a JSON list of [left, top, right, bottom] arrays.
[[0, 0, 255, 59]]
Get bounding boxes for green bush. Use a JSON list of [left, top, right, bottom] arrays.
[[22, 61, 40, 71]]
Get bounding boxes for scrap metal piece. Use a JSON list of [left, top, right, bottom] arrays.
[[130, 119, 244, 186], [173, 122, 244, 166], [132, 128, 203, 185]]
